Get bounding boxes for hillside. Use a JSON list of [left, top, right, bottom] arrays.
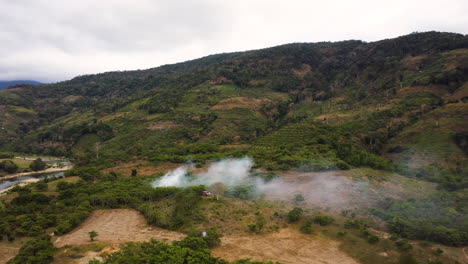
[[0, 31, 467, 264], [0, 32, 466, 173]]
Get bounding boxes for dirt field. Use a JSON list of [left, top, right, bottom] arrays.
[[53, 209, 185, 247], [0, 245, 19, 264], [52, 209, 359, 264], [212, 228, 359, 264], [100, 161, 180, 177]]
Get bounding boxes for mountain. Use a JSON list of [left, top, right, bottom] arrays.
[[0, 80, 43, 90], [0, 31, 466, 171], [1, 31, 467, 261]]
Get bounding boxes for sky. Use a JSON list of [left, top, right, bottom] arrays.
[[0, 0, 467, 82]]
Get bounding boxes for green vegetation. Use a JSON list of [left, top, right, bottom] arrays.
[[0, 32, 467, 263], [88, 230, 98, 241], [0, 160, 18, 174], [372, 191, 468, 246], [90, 237, 278, 264], [29, 158, 46, 171], [7, 235, 56, 264], [287, 207, 303, 222]]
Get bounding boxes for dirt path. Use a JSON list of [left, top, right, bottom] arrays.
[[463, 247, 468, 260], [53, 209, 185, 247], [212, 228, 359, 264]]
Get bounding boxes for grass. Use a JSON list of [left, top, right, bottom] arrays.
[[0, 158, 31, 170]]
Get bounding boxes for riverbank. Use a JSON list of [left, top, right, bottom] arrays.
[[0, 165, 73, 181], [0, 178, 41, 195]]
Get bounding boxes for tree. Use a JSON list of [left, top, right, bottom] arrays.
[[7, 235, 56, 264], [0, 160, 18, 174], [211, 182, 225, 200], [30, 158, 47, 171], [287, 207, 303, 222], [89, 230, 98, 241]]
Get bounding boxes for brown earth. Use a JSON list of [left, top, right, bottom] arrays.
[[52, 209, 359, 264], [0, 245, 20, 264], [211, 97, 266, 110], [212, 228, 359, 264], [100, 161, 180, 177], [146, 121, 180, 130], [53, 209, 185, 248]]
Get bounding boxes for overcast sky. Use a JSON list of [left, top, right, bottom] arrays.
[[1, 0, 467, 82]]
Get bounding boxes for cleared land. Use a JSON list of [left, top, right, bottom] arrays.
[[212, 228, 359, 264], [53, 209, 359, 264], [53, 209, 185, 247]]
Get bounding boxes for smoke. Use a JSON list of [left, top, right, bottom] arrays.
[[151, 157, 253, 188], [151, 157, 387, 211]]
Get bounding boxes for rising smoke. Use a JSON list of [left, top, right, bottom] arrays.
[[151, 157, 253, 188], [151, 157, 383, 211]]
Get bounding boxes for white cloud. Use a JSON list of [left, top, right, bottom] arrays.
[[0, 0, 466, 82]]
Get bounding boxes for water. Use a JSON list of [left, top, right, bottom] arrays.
[[0, 171, 65, 191]]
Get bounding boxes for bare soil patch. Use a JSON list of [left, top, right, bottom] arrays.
[[212, 228, 358, 264], [54, 209, 185, 248], [101, 161, 180, 177], [211, 97, 265, 110], [0, 245, 19, 264], [146, 121, 180, 130]]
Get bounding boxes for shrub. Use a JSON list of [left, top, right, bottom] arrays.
[[337, 231, 347, 238], [29, 158, 47, 171], [313, 215, 334, 226], [7, 235, 56, 264], [395, 239, 413, 251], [300, 221, 313, 234], [287, 207, 303, 222], [368, 235, 380, 244], [0, 160, 18, 174]]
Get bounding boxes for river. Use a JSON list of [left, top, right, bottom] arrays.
[[0, 170, 67, 191], [0, 158, 73, 192]]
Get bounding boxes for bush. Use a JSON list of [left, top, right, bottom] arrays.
[[35, 181, 48, 191], [29, 158, 47, 171], [300, 221, 313, 234], [7, 235, 56, 264], [368, 235, 380, 244], [287, 207, 303, 222], [395, 239, 413, 251], [313, 215, 334, 226], [337, 231, 347, 238], [203, 228, 221, 248], [0, 160, 18, 174]]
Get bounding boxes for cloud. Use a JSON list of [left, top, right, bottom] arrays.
[[0, 0, 467, 82]]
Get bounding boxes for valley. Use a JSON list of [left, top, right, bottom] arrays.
[[0, 32, 467, 264]]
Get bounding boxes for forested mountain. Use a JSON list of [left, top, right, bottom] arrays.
[[1, 31, 466, 172], [1, 31, 468, 263]]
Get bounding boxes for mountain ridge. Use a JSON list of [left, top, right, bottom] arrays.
[[0, 80, 43, 90]]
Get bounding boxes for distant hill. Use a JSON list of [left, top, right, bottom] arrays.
[[0, 31, 466, 173], [0, 80, 43, 90]]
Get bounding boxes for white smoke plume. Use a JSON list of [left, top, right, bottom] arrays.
[[151, 157, 253, 188], [151, 157, 392, 211]]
